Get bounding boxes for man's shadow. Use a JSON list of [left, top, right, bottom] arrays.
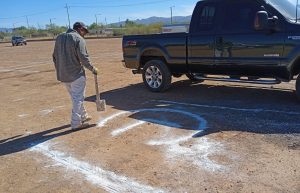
[[0, 124, 96, 157]]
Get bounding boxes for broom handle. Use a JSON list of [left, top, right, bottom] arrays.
[[94, 74, 101, 102]]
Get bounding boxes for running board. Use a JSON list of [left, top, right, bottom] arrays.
[[195, 76, 281, 85]]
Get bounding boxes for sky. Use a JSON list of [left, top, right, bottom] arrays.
[[0, 0, 199, 29]]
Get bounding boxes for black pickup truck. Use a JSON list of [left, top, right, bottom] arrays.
[[122, 0, 300, 100]]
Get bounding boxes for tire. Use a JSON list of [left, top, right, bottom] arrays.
[[296, 75, 300, 101], [186, 73, 205, 82], [142, 60, 172, 92]]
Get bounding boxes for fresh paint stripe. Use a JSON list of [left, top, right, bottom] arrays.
[[98, 111, 128, 127], [0, 63, 49, 70], [98, 108, 207, 131], [39, 109, 53, 116], [18, 114, 29, 118], [111, 121, 145, 136], [148, 135, 225, 172], [98, 109, 226, 171], [153, 100, 300, 115], [30, 142, 165, 193]]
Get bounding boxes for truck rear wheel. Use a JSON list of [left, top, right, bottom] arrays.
[[296, 75, 300, 100], [142, 60, 171, 92]]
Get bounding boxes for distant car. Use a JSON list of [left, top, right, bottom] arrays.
[[12, 36, 27, 46]]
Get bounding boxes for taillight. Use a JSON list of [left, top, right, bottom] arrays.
[[126, 40, 137, 46]]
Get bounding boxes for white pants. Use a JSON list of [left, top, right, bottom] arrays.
[[64, 76, 88, 128]]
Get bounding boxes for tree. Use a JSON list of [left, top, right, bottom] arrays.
[[0, 32, 5, 40]]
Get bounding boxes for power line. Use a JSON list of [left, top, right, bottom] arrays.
[[0, 7, 63, 20], [69, 0, 173, 8]]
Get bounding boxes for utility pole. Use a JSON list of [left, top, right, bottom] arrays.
[[65, 4, 71, 28], [297, 0, 299, 22], [170, 6, 175, 24], [26, 16, 30, 28], [50, 18, 56, 38], [50, 18, 56, 27], [95, 13, 101, 37]]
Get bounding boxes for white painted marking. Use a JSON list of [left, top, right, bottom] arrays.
[[111, 121, 145, 136], [39, 109, 53, 116], [13, 98, 24, 102], [148, 135, 225, 172], [98, 108, 228, 172], [98, 108, 207, 132], [54, 105, 65, 109], [18, 114, 29, 118], [152, 100, 300, 115], [0, 63, 49, 73], [98, 111, 128, 127], [30, 142, 165, 193]]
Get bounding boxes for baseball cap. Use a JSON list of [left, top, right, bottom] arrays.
[[73, 22, 89, 33]]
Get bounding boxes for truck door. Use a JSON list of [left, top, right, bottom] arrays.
[[187, 2, 218, 73], [214, 0, 285, 77]]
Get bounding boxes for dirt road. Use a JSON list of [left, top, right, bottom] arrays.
[[0, 39, 299, 193]]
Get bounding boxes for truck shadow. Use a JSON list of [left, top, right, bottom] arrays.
[[85, 80, 300, 136]]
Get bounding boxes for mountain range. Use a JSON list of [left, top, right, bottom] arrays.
[[0, 28, 13, 33], [0, 16, 192, 32], [112, 15, 192, 26]]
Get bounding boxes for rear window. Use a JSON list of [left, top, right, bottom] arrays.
[[190, 3, 217, 33]]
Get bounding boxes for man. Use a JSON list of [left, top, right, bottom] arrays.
[[53, 22, 98, 130]]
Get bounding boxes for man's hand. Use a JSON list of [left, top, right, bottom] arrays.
[[92, 67, 98, 75]]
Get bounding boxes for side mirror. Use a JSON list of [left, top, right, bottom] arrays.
[[254, 11, 268, 30]]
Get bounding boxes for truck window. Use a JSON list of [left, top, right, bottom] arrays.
[[190, 3, 217, 33], [222, 2, 261, 32]]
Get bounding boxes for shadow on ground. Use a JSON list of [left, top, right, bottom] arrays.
[[0, 124, 96, 157], [86, 80, 300, 136]]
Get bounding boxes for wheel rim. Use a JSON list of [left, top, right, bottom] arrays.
[[145, 65, 163, 89]]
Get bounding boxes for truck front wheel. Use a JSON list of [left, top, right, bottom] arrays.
[[142, 60, 171, 92], [296, 74, 300, 100]]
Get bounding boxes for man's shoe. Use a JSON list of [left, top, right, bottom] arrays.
[[82, 115, 92, 123], [71, 122, 90, 131]]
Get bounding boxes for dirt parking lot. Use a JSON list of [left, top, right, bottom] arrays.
[[0, 38, 299, 193]]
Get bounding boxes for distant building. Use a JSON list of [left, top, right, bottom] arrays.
[[161, 24, 189, 33]]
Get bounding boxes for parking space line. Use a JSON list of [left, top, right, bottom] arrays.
[[152, 100, 300, 115], [31, 142, 165, 193]]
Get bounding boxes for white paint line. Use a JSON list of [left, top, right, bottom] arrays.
[[39, 109, 53, 116], [54, 105, 65, 109], [98, 108, 228, 172], [0, 63, 49, 73], [98, 111, 128, 127], [0, 69, 13, 72], [13, 98, 24, 102], [142, 118, 181, 128], [17, 70, 40, 73], [0, 63, 49, 70], [111, 121, 145, 136], [98, 108, 207, 131], [30, 142, 165, 193], [152, 100, 300, 115], [147, 135, 226, 172], [18, 114, 29, 118]]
